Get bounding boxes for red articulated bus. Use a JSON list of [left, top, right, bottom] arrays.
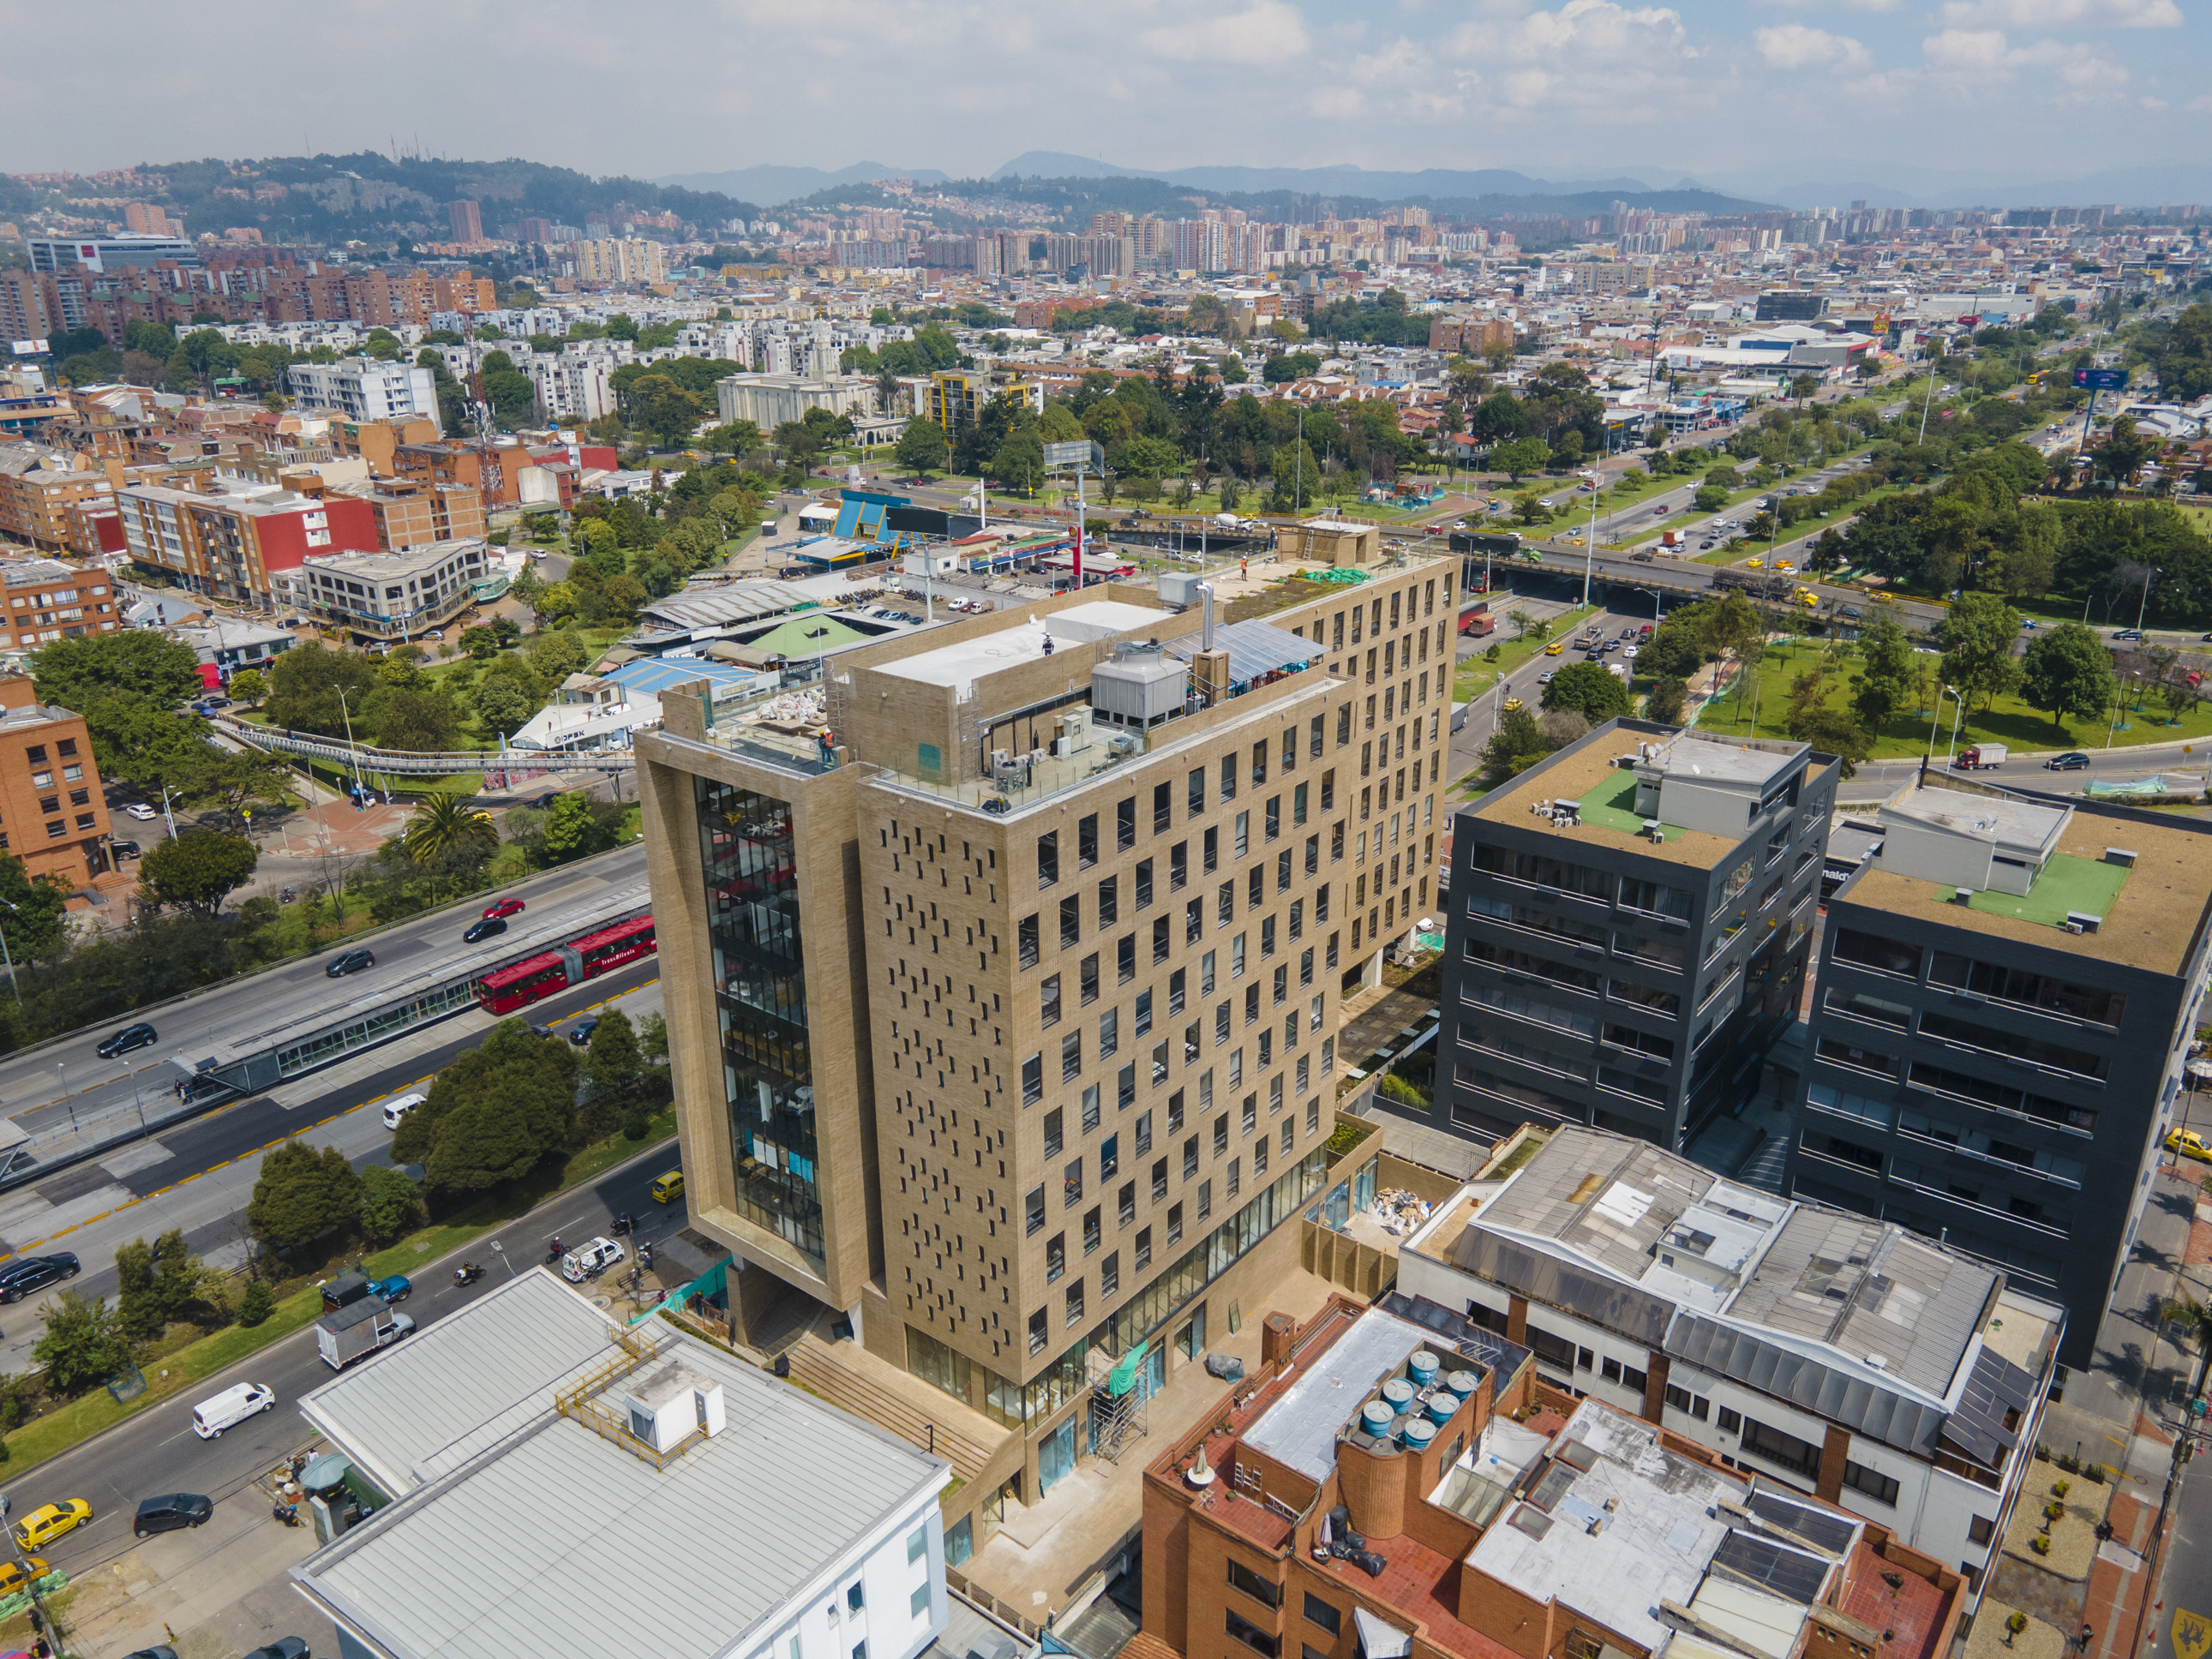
[[473, 915, 657, 1014], [571, 915, 658, 979], [476, 952, 573, 1015]]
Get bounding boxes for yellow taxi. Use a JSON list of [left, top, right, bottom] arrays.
[[1874, 590, 1895, 604], [0, 1557, 48, 1596], [2167, 1129, 2212, 1165], [1502, 697, 1524, 713], [652, 1169, 685, 1204], [1565, 536, 1585, 547], [1776, 561, 1798, 574], [1745, 556, 1764, 569], [1544, 643, 1562, 656], [15, 1500, 91, 1550]]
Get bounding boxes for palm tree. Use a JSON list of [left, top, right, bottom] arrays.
[[404, 793, 497, 904], [2161, 1291, 2212, 1401]]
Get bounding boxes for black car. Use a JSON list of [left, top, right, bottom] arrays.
[[243, 1644, 309, 1659], [326, 948, 375, 979], [134, 1493, 213, 1538], [111, 839, 141, 860], [569, 1017, 600, 1046], [97, 1022, 159, 1058], [462, 917, 508, 944], [122, 1650, 179, 1659], [2047, 752, 2092, 771], [0, 1253, 79, 1304]]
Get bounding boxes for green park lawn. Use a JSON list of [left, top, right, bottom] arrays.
[[1683, 636, 2212, 757]]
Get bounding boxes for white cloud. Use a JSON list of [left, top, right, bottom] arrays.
[[1138, 0, 1312, 63], [2192, 92, 2212, 111], [1437, 0, 1696, 113], [1921, 27, 2129, 93], [1755, 23, 1873, 70], [1754, 0, 1900, 12], [1938, 0, 2179, 27]]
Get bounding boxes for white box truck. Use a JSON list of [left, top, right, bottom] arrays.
[[315, 1297, 414, 1369], [1955, 744, 2007, 770]]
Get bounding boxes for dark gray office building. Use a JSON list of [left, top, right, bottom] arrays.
[[1789, 779, 2212, 1367], [1433, 721, 1837, 1149]]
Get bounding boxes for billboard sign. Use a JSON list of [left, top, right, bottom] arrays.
[[2074, 368, 2128, 390], [1045, 440, 1104, 474], [9, 340, 48, 356]]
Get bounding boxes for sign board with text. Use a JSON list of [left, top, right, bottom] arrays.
[[2074, 368, 2128, 390]]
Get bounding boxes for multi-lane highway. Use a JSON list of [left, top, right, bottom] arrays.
[[0, 1140, 685, 1656], [0, 841, 649, 1170]]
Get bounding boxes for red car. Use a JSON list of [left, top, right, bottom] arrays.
[[483, 897, 527, 920]]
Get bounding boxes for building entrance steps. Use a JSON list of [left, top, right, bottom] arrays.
[[781, 1331, 1009, 1483]]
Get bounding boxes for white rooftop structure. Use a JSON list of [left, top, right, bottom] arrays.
[[1404, 1127, 2055, 1464], [879, 600, 1165, 696], [1873, 782, 2071, 895], [1465, 1399, 1856, 1651], [291, 1269, 953, 1659]]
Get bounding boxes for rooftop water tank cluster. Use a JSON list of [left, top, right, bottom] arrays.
[[1351, 1350, 1481, 1452]]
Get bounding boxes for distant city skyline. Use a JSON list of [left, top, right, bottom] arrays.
[[7, 0, 2208, 201]]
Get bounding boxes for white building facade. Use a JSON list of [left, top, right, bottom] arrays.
[[1395, 1125, 2064, 1593], [285, 361, 438, 422]]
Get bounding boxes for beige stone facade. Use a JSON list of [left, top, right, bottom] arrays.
[[638, 549, 1457, 1535]]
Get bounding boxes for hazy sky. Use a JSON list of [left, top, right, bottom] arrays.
[[3, 0, 2201, 190]]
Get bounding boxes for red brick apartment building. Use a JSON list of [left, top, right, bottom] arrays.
[[0, 674, 113, 886], [0, 557, 122, 650], [114, 478, 378, 612], [1143, 1295, 1963, 1659]]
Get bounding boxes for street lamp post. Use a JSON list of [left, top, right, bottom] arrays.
[[1923, 683, 1954, 771], [490, 1240, 514, 1279], [0, 899, 21, 1009], [57, 1061, 73, 1133], [334, 686, 367, 806]]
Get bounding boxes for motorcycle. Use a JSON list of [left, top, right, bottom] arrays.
[[279, 887, 296, 904], [272, 1502, 299, 1527], [610, 1213, 634, 1236], [454, 1263, 483, 1286], [545, 1237, 564, 1263]]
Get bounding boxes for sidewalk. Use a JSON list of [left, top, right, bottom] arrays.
[[1983, 1157, 2206, 1659]]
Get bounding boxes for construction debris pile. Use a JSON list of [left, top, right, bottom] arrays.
[[743, 688, 827, 730], [1371, 1189, 1432, 1237]]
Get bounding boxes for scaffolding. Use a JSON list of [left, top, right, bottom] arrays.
[[1088, 1340, 1152, 1464]]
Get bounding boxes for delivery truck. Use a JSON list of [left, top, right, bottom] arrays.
[[1954, 744, 2007, 770], [315, 1297, 415, 1370]]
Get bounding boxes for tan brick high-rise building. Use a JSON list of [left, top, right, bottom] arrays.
[[638, 536, 1455, 1543]]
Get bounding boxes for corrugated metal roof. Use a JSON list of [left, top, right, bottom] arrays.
[[295, 1329, 948, 1659], [640, 581, 819, 632], [297, 1269, 633, 1497]]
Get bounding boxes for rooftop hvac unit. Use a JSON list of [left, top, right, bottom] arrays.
[[1052, 709, 1093, 758]]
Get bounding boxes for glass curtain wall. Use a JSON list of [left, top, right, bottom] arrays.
[[697, 777, 824, 1267]]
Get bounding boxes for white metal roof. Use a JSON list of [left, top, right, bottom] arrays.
[[293, 1315, 949, 1659], [297, 1268, 621, 1497]]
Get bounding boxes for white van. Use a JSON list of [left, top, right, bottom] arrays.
[[381, 1091, 428, 1131], [192, 1381, 276, 1439]]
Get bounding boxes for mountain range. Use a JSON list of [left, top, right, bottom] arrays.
[[662, 153, 2212, 211]]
